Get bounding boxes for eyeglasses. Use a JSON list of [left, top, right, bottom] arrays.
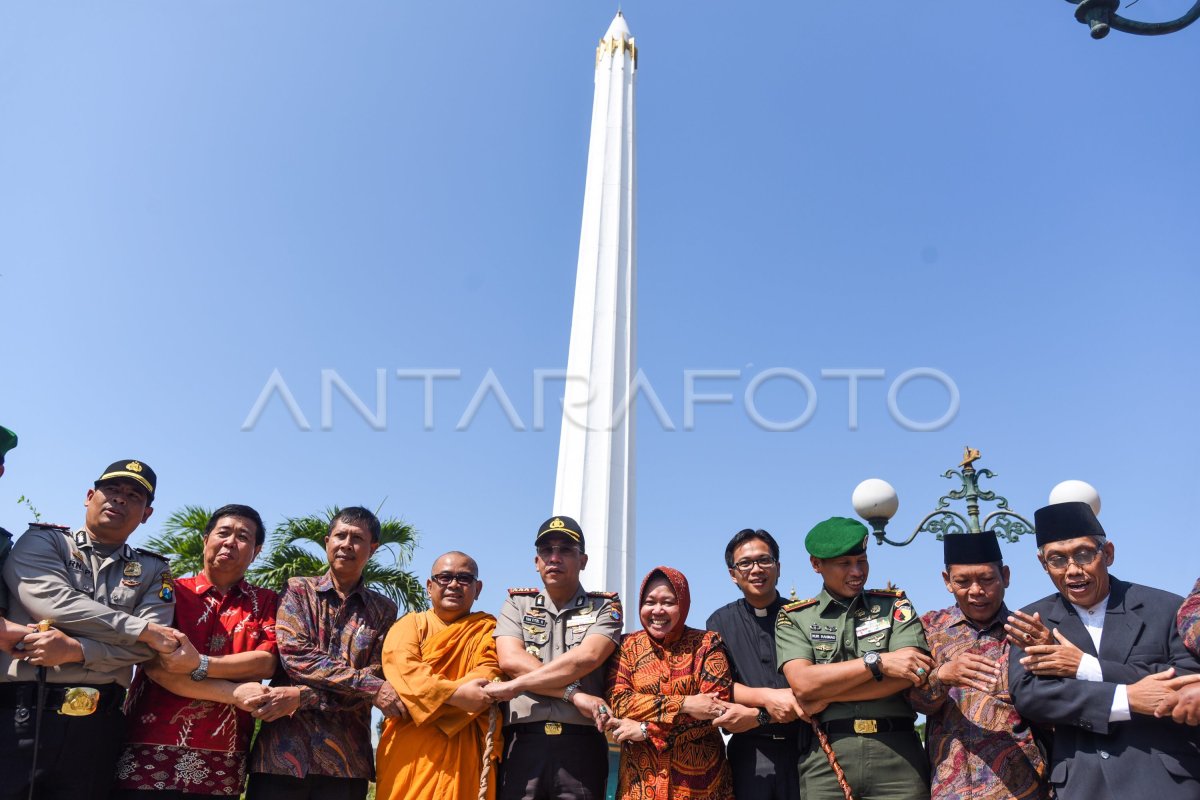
[[733, 555, 778, 573], [537, 545, 581, 559], [1044, 548, 1101, 570], [430, 572, 477, 587]]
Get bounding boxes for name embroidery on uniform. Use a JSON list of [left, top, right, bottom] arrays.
[[522, 614, 547, 627], [811, 632, 837, 641]]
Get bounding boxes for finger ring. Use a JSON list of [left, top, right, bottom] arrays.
[[916, 668, 926, 676], [1024, 633, 1031, 642]]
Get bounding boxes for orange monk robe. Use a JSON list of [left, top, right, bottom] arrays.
[[376, 610, 504, 800]]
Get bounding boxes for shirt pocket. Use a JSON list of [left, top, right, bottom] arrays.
[[109, 584, 139, 610], [565, 625, 588, 649]]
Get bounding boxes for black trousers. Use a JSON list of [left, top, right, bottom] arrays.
[[727, 733, 803, 800], [0, 686, 126, 800], [499, 724, 609, 800], [245, 773, 368, 800]]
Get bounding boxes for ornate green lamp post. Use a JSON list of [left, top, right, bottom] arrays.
[[850, 448, 1101, 547], [1069, 0, 1200, 39]]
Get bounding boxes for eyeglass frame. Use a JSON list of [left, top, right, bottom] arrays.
[[430, 572, 479, 587], [1042, 547, 1103, 571], [732, 555, 778, 573]]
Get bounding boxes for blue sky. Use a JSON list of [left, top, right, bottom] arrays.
[[2, 1, 1198, 626]]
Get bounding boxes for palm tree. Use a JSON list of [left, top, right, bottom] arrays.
[[144, 505, 211, 578], [247, 506, 428, 612]]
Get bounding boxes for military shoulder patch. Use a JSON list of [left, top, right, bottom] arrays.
[[31, 522, 71, 531], [781, 598, 819, 612], [588, 591, 620, 600], [508, 587, 540, 597], [134, 547, 170, 563], [866, 588, 906, 598]]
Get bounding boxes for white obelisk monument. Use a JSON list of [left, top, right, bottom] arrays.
[[553, 12, 638, 611]]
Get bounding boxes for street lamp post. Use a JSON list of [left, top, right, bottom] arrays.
[[851, 448, 1059, 547], [1068, 0, 1200, 39]]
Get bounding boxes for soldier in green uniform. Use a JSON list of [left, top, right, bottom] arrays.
[[0, 425, 30, 652], [0, 459, 183, 800], [776, 517, 933, 800]]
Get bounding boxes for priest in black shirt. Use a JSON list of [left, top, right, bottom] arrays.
[[707, 528, 811, 800]]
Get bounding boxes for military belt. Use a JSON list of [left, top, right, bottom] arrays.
[[0, 682, 124, 716], [508, 721, 602, 736], [822, 717, 914, 736]]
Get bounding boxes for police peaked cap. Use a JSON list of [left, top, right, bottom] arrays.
[[1033, 501, 1105, 547], [943, 532, 1003, 565], [96, 459, 157, 503], [536, 515, 585, 551]]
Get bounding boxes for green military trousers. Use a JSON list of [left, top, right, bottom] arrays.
[[800, 730, 929, 800]]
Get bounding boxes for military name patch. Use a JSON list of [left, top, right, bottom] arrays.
[[522, 614, 547, 628], [811, 632, 836, 641]]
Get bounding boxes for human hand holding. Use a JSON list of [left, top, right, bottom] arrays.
[[680, 692, 726, 720], [253, 686, 304, 722], [712, 702, 760, 733], [880, 649, 935, 686], [231, 682, 270, 713], [373, 681, 410, 720], [449, 678, 494, 715], [1005, 610, 1052, 649], [937, 652, 1003, 692], [609, 717, 647, 744], [1020, 630, 1084, 678], [570, 691, 611, 731], [138, 622, 182, 654], [0, 618, 35, 654], [483, 679, 521, 703], [1156, 682, 1200, 725], [762, 687, 802, 723], [797, 698, 829, 722], [156, 631, 202, 674], [17, 628, 84, 667], [1128, 669, 1200, 715]]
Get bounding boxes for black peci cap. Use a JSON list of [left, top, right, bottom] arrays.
[[1034, 501, 1105, 547], [943, 532, 1003, 565]]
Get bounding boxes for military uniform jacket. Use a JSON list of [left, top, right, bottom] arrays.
[[494, 583, 622, 727], [1009, 578, 1200, 800], [0, 524, 175, 687], [775, 586, 928, 722], [0, 524, 12, 613]]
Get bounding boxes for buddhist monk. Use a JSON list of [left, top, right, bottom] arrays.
[[375, 551, 503, 800]]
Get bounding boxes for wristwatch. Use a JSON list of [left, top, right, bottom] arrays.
[[639, 721, 649, 738], [190, 654, 210, 682], [563, 680, 582, 702], [756, 708, 771, 727], [863, 651, 883, 682]]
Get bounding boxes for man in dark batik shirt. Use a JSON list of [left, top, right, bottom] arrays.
[[247, 507, 399, 800], [706, 528, 810, 800], [908, 533, 1049, 800]]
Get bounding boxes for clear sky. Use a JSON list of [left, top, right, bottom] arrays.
[[2, 1, 1198, 627]]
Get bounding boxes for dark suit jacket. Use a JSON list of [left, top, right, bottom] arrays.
[[1010, 577, 1200, 799]]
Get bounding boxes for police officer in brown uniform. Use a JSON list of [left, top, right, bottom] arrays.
[[0, 460, 183, 800], [484, 516, 623, 800]]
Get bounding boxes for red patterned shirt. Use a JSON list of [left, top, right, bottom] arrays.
[[908, 604, 1049, 800], [116, 575, 278, 795], [1179, 576, 1200, 657]]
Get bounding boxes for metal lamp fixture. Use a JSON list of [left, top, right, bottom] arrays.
[[1069, 0, 1200, 39]]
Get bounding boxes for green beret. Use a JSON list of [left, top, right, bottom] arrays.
[[805, 516, 869, 559], [0, 426, 16, 461]]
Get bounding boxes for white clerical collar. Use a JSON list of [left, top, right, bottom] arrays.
[[753, 606, 769, 617]]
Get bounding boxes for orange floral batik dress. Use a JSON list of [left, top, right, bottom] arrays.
[[608, 626, 734, 800]]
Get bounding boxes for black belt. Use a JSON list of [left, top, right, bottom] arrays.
[[507, 721, 603, 736], [822, 717, 914, 736], [0, 682, 125, 714]]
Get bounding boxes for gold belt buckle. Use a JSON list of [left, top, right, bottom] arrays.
[[544, 722, 563, 735], [57, 687, 99, 717], [852, 719, 878, 735]]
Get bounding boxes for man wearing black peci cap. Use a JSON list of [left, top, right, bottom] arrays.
[[1009, 500, 1200, 800], [0, 459, 182, 800], [484, 516, 623, 800], [907, 533, 1049, 799]]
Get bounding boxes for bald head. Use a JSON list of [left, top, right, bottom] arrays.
[[427, 551, 483, 623]]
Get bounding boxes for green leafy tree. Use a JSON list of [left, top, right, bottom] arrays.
[[144, 505, 211, 578], [247, 506, 427, 612]]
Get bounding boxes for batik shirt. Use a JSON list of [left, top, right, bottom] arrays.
[[249, 573, 397, 780], [116, 575, 279, 795], [908, 604, 1049, 800], [1179, 577, 1200, 657]]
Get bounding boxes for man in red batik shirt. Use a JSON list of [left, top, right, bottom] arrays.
[[114, 504, 281, 798]]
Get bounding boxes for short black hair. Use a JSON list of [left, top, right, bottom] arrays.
[[204, 504, 267, 547], [724, 528, 780, 568], [330, 506, 382, 543]]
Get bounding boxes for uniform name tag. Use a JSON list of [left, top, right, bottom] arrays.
[[523, 614, 547, 627], [570, 613, 597, 627], [811, 632, 836, 641], [855, 618, 890, 638]]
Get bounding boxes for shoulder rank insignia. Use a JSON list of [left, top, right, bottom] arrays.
[[30, 522, 71, 531], [134, 546, 170, 563], [781, 598, 819, 612], [507, 587, 540, 597], [866, 588, 906, 598], [587, 591, 620, 599]]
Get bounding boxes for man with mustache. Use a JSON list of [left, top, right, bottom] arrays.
[[0, 459, 182, 800], [1009, 501, 1200, 799]]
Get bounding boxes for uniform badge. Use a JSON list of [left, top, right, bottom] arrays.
[[824, 625, 836, 632], [526, 644, 542, 657], [871, 605, 881, 615], [123, 562, 142, 578], [810, 623, 822, 631], [867, 633, 886, 646], [776, 612, 793, 629], [158, 571, 175, 602], [892, 599, 914, 623], [523, 614, 548, 628], [121, 578, 140, 588], [855, 609, 866, 618], [815, 643, 835, 651]]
